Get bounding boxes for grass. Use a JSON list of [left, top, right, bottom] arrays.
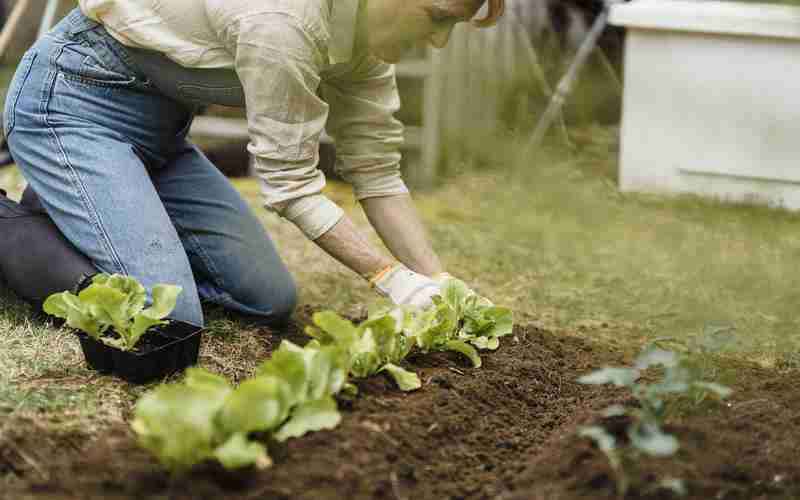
[[1, 122, 799, 437]]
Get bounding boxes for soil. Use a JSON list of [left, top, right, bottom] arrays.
[[2, 315, 800, 500]]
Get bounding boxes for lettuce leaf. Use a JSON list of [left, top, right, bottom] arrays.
[[133, 340, 352, 472], [411, 278, 514, 366], [213, 432, 271, 470], [273, 396, 341, 442], [43, 273, 182, 351], [380, 363, 422, 391], [306, 312, 420, 391], [43, 291, 104, 339], [218, 376, 294, 435], [131, 368, 231, 471]]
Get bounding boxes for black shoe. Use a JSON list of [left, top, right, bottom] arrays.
[[20, 184, 46, 213], [0, 188, 97, 310], [0, 140, 13, 167]]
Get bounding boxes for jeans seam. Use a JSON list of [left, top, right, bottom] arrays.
[[185, 231, 227, 292], [40, 44, 129, 277], [4, 52, 38, 137], [61, 72, 137, 88]]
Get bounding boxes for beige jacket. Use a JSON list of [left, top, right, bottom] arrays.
[[78, 0, 408, 239]]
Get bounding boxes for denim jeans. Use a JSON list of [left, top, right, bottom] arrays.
[[3, 9, 297, 328]]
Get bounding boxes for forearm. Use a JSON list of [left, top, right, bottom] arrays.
[[313, 215, 394, 278], [360, 194, 443, 277]]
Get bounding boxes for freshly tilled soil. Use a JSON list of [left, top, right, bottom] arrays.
[[2, 319, 799, 500]]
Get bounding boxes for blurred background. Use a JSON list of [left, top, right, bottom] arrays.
[[0, 0, 629, 183], [2, 0, 800, 370]]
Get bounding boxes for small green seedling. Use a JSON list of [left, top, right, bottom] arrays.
[[411, 278, 514, 367], [132, 340, 350, 472], [651, 324, 737, 406], [305, 310, 421, 391], [305, 280, 514, 389], [578, 345, 732, 498], [43, 273, 182, 351]]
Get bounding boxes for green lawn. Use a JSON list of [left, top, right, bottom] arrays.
[[1, 124, 799, 436]]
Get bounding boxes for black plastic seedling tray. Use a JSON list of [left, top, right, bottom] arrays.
[[76, 320, 202, 384]]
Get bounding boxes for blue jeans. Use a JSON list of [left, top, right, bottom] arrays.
[[3, 9, 297, 328]]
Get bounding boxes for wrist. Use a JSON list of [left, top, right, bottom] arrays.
[[432, 271, 452, 282], [366, 263, 399, 286]]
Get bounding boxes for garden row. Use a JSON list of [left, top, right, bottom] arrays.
[[42, 274, 514, 470], [40, 273, 738, 497]]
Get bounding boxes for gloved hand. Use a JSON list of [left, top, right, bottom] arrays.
[[371, 264, 444, 308]]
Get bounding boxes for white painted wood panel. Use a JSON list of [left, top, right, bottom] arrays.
[[612, 1, 800, 210]]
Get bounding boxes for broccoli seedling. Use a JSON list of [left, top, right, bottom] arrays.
[[578, 344, 731, 498]]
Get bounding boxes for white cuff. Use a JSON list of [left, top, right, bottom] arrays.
[[336, 159, 410, 200], [281, 194, 345, 240], [352, 174, 410, 201]]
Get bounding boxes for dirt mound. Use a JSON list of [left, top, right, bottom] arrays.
[[2, 322, 799, 500], [505, 362, 800, 500]]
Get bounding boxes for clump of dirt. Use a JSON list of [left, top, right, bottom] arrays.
[[2, 317, 800, 500]]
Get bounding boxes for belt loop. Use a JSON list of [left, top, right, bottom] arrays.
[[66, 7, 100, 37]]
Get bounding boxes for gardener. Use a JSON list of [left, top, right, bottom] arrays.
[[2, 0, 504, 328]]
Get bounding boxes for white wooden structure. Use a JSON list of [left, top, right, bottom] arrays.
[[611, 0, 800, 211]]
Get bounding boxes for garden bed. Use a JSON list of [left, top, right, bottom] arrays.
[[1, 315, 799, 500]]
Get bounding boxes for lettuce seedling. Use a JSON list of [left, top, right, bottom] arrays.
[[43, 273, 181, 351], [411, 279, 513, 367], [131, 368, 245, 471], [305, 311, 421, 391], [132, 341, 350, 472], [252, 340, 349, 441], [577, 345, 731, 497]]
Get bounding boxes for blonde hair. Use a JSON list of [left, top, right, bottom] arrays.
[[472, 0, 505, 27]]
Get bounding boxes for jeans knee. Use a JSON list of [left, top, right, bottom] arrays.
[[168, 292, 205, 328], [225, 270, 297, 326], [270, 276, 298, 324]]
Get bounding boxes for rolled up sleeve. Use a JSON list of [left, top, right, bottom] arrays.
[[322, 57, 409, 201], [225, 12, 344, 240]]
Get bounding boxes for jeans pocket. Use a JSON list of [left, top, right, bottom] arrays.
[[56, 42, 137, 88], [4, 51, 38, 138]]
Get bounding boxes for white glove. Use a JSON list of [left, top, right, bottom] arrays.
[[372, 264, 442, 308]]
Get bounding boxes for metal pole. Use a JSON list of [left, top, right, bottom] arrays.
[[527, 0, 619, 151], [0, 0, 33, 62], [37, 0, 62, 39], [512, 18, 573, 148]]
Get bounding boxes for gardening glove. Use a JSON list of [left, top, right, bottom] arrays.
[[371, 264, 442, 308]]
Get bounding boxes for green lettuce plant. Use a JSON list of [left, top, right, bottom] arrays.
[[305, 310, 421, 391], [132, 340, 349, 472], [411, 278, 513, 367], [43, 273, 182, 351], [252, 340, 349, 441], [577, 345, 732, 498]]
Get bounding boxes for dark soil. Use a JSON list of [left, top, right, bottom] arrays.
[[2, 317, 800, 500]]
